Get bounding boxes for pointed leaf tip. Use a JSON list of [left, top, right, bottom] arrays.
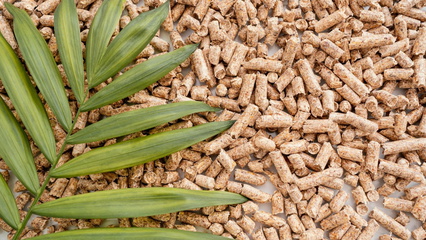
[[51, 121, 234, 178], [0, 97, 39, 195], [6, 3, 73, 131], [28, 227, 234, 240], [0, 175, 20, 230], [55, 0, 85, 104], [86, 0, 126, 86], [68, 101, 219, 144], [0, 21, 57, 163], [90, 0, 170, 88], [81, 44, 198, 112], [33, 188, 247, 219]]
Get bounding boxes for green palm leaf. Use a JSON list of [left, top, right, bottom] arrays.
[[86, 0, 126, 86], [67, 102, 219, 144], [5, 3, 73, 131], [32, 188, 247, 219], [51, 121, 234, 178], [81, 44, 197, 112], [0, 32, 57, 163], [28, 228, 232, 240], [0, 174, 20, 230], [0, 97, 39, 195], [89, 0, 169, 88], [55, 0, 85, 104]]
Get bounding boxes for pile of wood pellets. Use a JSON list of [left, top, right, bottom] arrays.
[[1, 0, 426, 239]]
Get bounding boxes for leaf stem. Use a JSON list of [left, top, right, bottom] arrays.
[[12, 109, 83, 240]]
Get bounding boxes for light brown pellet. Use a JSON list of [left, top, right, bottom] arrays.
[[320, 210, 350, 231], [413, 226, 426, 240], [226, 43, 248, 76], [177, 212, 211, 229], [320, 39, 345, 60], [357, 219, 380, 240], [414, 58, 426, 88], [379, 159, 425, 183], [296, 59, 323, 97], [330, 112, 378, 133], [412, 196, 426, 222], [240, 184, 271, 203], [369, 208, 411, 240], [383, 197, 414, 212], [413, 25, 426, 56], [270, 151, 293, 184], [243, 58, 283, 73], [329, 222, 350, 240], [287, 214, 305, 234], [349, 34, 395, 50], [333, 63, 370, 98], [256, 114, 293, 129], [314, 10, 346, 33], [234, 169, 266, 186], [306, 194, 323, 218], [195, 174, 215, 189], [296, 167, 343, 190], [252, 210, 286, 228], [329, 190, 348, 213], [224, 220, 242, 236], [337, 145, 364, 162]]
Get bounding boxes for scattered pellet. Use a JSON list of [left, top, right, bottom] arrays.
[[287, 214, 305, 234], [349, 34, 395, 50], [296, 59, 323, 97], [329, 190, 348, 213], [234, 169, 266, 186], [240, 184, 271, 203], [369, 208, 411, 240], [314, 10, 346, 33], [252, 210, 286, 229], [320, 210, 351, 231], [379, 159, 425, 183], [296, 167, 343, 190], [177, 212, 211, 229], [412, 196, 426, 222], [333, 63, 370, 98]]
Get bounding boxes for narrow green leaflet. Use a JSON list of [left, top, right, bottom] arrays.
[[32, 187, 247, 219], [0, 97, 39, 195], [0, 175, 20, 230], [89, 1, 169, 88], [5, 4, 72, 131], [68, 102, 219, 144], [55, 0, 85, 104], [86, 0, 125, 86], [29, 228, 233, 240], [0, 33, 57, 163], [81, 44, 198, 112], [51, 121, 234, 178]]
